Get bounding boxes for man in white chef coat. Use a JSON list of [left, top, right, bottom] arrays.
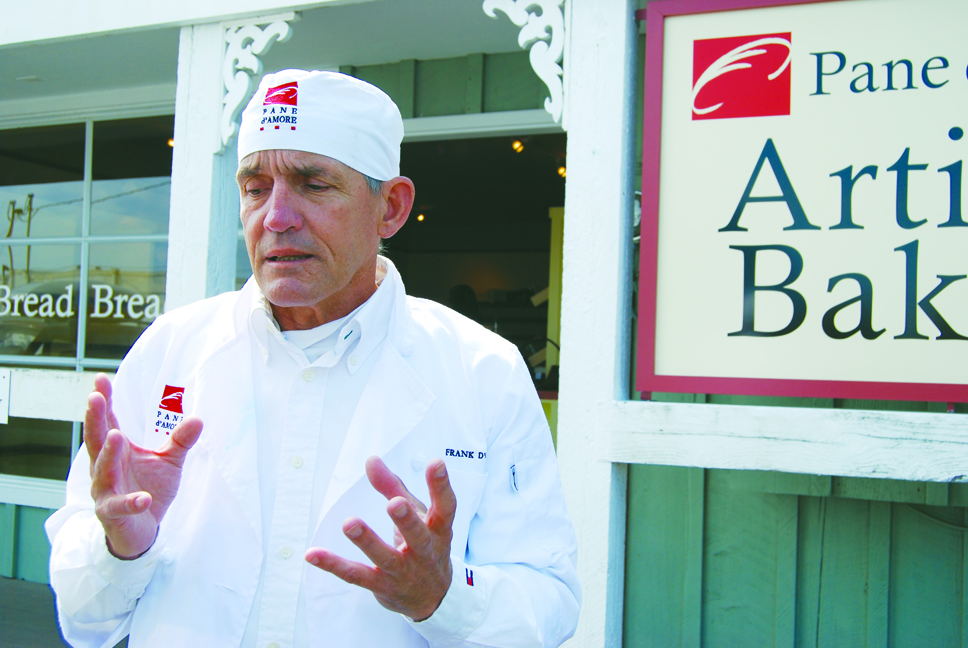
[[46, 70, 580, 648]]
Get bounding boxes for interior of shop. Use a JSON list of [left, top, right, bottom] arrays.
[[236, 132, 567, 389]]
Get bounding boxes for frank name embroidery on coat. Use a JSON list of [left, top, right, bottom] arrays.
[[154, 385, 185, 435], [445, 448, 485, 459]]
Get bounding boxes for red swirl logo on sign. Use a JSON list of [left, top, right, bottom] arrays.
[[692, 33, 792, 120], [264, 81, 298, 106]]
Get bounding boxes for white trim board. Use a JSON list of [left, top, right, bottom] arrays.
[[7, 369, 108, 422], [0, 474, 65, 509], [0, 83, 176, 130], [0, 1, 355, 47], [555, 0, 637, 646], [402, 109, 562, 142], [600, 400, 968, 484]]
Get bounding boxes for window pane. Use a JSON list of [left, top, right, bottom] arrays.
[[0, 123, 85, 238], [85, 241, 167, 360], [0, 244, 80, 357], [0, 416, 73, 480], [90, 117, 173, 236]]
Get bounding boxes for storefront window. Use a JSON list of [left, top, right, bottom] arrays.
[[0, 123, 85, 239], [86, 241, 167, 359], [0, 117, 173, 367], [0, 416, 73, 480], [0, 245, 81, 357], [91, 117, 172, 236]]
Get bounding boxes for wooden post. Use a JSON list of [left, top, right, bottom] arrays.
[[556, 0, 638, 645], [165, 23, 239, 311]]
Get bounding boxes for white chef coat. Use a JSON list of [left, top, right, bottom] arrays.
[[46, 257, 580, 648], [244, 268, 392, 648]]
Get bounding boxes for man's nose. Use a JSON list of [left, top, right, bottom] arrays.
[[263, 183, 302, 232]]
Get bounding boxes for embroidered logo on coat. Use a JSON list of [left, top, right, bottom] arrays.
[[159, 385, 185, 413], [154, 385, 186, 435], [465, 568, 474, 586]]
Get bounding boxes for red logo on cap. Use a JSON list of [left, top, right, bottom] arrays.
[[264, 81, 298, 107], [692, 33, 791, 120], [158, 386, 185, 414]]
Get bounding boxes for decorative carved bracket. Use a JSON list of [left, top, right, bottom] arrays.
[[221, 18, 294, 150], [483, 0, 565, 123]]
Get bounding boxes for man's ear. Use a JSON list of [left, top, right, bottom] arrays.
[[379, 176, 415, 239]]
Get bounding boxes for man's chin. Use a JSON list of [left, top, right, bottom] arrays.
[[257, 278, 326, 309]]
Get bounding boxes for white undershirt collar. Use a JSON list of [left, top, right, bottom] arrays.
[[247, 257, 394, 374]]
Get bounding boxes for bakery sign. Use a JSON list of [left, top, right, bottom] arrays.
[[638, 0, 968, 401]]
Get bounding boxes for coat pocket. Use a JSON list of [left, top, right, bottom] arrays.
[[447, 468, 488, 561]]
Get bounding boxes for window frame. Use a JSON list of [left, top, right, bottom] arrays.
[[0, 114, 173, 372]]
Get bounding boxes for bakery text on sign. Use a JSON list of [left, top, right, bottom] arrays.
[[722, 127, 965, 341]]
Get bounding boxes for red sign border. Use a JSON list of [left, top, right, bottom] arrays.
[[636, 0, 967, 402]]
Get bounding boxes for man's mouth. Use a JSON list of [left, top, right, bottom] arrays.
[[267, 254, 312, 262]]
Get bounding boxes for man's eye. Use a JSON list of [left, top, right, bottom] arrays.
[[246, 186, 266, 196]]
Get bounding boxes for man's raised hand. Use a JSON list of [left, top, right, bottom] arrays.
[[305, 456, 457, 621], [85, 373, 203, 559]]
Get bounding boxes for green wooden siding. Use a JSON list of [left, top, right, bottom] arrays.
[[628, 17, 968, 642], [0, 503, 55, 584], [340, 51, 547, 118], [625, 464, 968, 647]]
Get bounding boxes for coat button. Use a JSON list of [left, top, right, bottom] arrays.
[[279, 546, 292, 559], [349, 355, 360, 367], [303, 370, 315, 382], [268, 643, 280, 648], [291, 456, 304, 469], [412, 453, 427, 471]]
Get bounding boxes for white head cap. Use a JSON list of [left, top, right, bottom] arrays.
[[238, 69, 403, 181]]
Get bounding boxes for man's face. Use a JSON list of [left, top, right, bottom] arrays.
[[237, 149, 385, 321]]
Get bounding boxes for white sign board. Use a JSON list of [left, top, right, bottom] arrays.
[[638, 0, 968, 401]]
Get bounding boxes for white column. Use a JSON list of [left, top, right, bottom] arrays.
[[556, 0, 638, 646], [166, 23, 239, 311]]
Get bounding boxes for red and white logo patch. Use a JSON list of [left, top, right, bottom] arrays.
[[264, 81, 298, 106], [155, 385, 185, 435], [260, 82, 299, 131], [692, 32, 792, 120], [159, 385, 184, 413]]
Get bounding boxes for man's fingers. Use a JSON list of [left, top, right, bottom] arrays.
[[162, 417, 203, 464], [92, 430, 133, 508], [365, 456, 423, 511], [93, 373, 120, 431], [340, 517, 402, 573], [424, 459, 457, 533], [84, 392, 110, 468], [305, 547, 382, 592], [98, 491, 152, 520], [386, 497, 434, 555], [84, 373, 121, 470]]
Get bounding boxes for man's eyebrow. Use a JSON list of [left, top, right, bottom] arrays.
[[293, 165, 337, 181], [236, 164, 339, 182], [236, 166, 261, 182]]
